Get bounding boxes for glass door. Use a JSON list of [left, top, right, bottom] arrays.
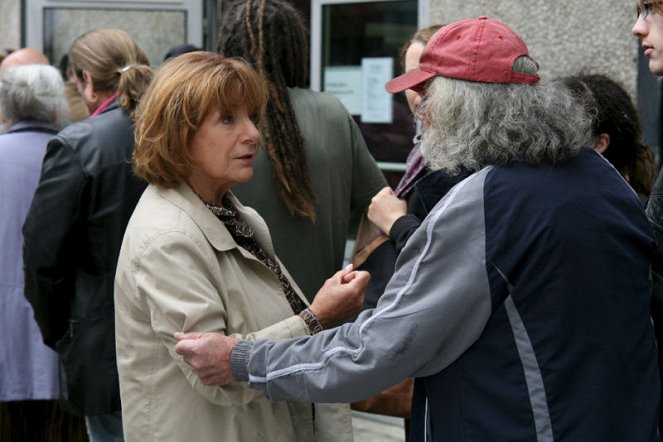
[[312, 0, 423, 186]]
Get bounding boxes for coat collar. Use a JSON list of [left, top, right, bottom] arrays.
[[5, 120, 58, 134], [159, 182, 277, 258]]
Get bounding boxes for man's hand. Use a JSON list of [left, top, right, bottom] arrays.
[[309, 264, 370, 327], [367, 186, 407, 235], [174, 332, 237, 385]]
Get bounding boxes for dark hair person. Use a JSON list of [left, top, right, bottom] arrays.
[[217, 0, 386, 301], [633, 2, 663, 436], [22, 28, 152, 440], [0, 64, 74, 441], [116, 52, 363, 441], [560, 72, 656, 201]]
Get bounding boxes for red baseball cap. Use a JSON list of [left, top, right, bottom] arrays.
[[385, 16, 540, 93]]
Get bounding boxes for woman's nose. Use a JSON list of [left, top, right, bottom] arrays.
[[632, 15, 647, 37], [244, 118, 260, 144]]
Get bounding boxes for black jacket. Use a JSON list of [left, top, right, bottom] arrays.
[[646, 169, 663, 435], [23, 100, 146, 415]]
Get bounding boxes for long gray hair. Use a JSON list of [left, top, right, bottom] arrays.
[[419, 57, 592, 174], [0, 64, 68, 127]]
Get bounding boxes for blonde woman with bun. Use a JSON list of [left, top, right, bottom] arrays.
[[23, 28, 153, 441]]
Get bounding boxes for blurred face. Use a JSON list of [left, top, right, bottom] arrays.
[[404, 41, 426, 114], [187, 106, 260, 202], [633, 1, 663, 75], [73, 70, 103, 113]]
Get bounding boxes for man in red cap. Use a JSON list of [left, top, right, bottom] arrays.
[[174, 17, 659, 440]]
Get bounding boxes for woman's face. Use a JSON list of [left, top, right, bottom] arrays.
[[633, 2, 663, 75], [404, 41, 426, 114], [187, 106, 261, 201]]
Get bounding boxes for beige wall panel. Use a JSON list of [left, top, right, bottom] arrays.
[[0, 0, 21, 53], [44, 9, 187, 67]]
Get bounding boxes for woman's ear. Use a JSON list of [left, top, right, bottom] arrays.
[[82, 70, 94, 93], [592, 133, 610, 154]]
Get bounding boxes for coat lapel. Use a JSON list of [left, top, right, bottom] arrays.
[[159, 183, 277, 260]]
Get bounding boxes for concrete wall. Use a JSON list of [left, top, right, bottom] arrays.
[[0, 0, 21, 53], [6, 0, 641, 95], [44, 9, 186, 67], [428, 0, 639, 97]]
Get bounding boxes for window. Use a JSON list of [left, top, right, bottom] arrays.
[[312, 0, 421, 186]]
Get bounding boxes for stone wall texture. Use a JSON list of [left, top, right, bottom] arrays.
[[3, 0, 653, 125]]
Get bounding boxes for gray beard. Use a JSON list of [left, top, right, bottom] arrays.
[[419, 128, 469, 174]]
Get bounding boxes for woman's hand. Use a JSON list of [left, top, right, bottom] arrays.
[[309, 264, 370, 327], [367, 186, 407, 235]]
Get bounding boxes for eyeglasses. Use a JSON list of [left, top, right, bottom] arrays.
[[637, 1, 663, 18]]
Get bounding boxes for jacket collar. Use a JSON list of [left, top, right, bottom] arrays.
[[5, 120, 58, 134], [159, 183, 277, 258], [91, 94, 120, 117]]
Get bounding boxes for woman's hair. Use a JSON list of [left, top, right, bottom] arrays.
[[217, 0, 317, 220], [68, 29, 153, 117], [419, 57, 592, 174], [637, 0, 663, 17], [0, 64, 68, 127], [133, 52, 268, 187], [560, 72, 656, 196], [398, 24, 443, 71]]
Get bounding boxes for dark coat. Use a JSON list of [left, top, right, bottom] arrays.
[[646, 169, 663, 435], [23, 101, 147, 415]]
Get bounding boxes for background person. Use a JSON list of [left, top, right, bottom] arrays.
[[0, 64, 86, 442], [360, 23, 473, 309], [0, 47, 48, 73], [58, 54, 89, 124], [351, 24, 449, 435], [559, 72, 656, 203], [175, 17, 659, 441], [218, 0, 386, 302], [116, 52, 363, 442], [0, 47, 49, 131], [22, 28, 153, 442], [633, 2, 663, 435], [162, 43, 201, 61]]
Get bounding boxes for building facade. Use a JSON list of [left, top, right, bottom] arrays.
[[2, 0, 659, 161]]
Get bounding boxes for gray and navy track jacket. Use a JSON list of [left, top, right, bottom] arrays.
[[233, 148, 660, 441]]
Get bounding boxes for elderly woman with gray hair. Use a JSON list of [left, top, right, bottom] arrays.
[[0, 64, 76, 440]]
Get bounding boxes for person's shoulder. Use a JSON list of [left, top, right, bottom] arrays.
[[127, 186, 201, 245], [0, 127, 52, 146], [132, 185, 183, 228], [288, 87, 348, 114], [54, 107, 133, 164], [85, 106, 131, 133]]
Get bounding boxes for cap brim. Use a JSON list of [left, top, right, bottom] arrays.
[[385, 69, 436, 94]]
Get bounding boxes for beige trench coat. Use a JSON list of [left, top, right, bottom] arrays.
[[114, 183, 353, 442]]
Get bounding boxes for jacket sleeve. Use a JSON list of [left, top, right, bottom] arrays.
[[129, 230, 310, 406], [348, 115, 387, 213], [389, 214, 423, 253], [236, 172, 494, 403], [22, 137, 86, 348]]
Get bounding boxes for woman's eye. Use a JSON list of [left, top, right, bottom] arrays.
[[638, 2, 660, 17], [249, 114, 259, 123], [221, 115, 234, 124]]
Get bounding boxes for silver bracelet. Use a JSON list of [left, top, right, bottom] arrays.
[[299, 308, 323, 335]]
